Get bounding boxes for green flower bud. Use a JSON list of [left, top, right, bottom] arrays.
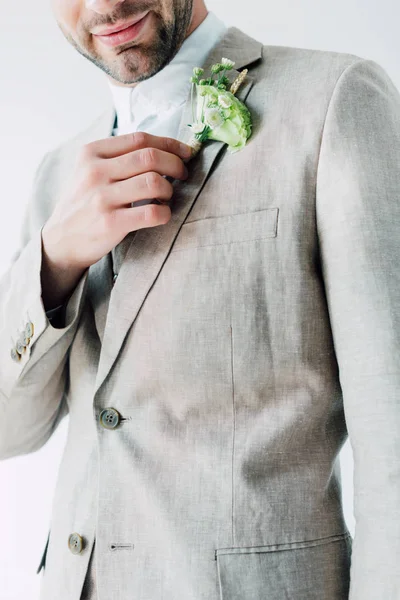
[[211, 63, 223, 74]]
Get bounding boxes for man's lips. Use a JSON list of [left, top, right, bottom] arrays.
[[92, 12, 151, 48], [91, 12, 149, 36]]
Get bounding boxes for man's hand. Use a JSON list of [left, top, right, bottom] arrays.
[[40, 132, 193, 309]]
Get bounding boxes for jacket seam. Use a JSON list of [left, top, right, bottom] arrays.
[[315, 57, 367, 189], [230, 324, 236, 546]]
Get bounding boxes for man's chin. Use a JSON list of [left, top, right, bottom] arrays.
[[96, 46, 149, 84], [105, 61, 154, 86]]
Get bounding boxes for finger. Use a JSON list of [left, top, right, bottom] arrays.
[[106, 147, 189, 182], [86, 131, 193, 161], [106, 172, 174, 208], [115, 203, 172, 233]]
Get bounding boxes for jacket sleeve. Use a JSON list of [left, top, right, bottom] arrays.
[[0, 152, 89, 460], [316, 58, 400, 599]]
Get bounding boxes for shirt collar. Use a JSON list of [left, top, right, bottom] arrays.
[[107, 11, 228, 130]]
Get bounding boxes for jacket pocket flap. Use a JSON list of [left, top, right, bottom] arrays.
[[171, 207, 279, 252], [215, 532, 352, 599]]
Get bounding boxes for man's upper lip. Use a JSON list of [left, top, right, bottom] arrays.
[[92, 12, 149, 36]]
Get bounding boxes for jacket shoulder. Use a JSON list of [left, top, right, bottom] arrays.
[[253, 42, 368, 88]]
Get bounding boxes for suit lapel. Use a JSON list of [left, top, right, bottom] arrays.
[[91, 26, 263, 395], [85, 109, 118, 344]]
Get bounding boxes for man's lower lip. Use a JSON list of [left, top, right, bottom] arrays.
[[94, 12, 150, 47]]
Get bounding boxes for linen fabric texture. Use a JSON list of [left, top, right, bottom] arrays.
[[1, 25, 400, 600]]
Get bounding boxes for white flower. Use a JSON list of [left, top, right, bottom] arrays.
[[191, 122, 206, 134], [204, 107, 224, 130], [218, 94, 232, 109], [221, 57, 235, 68]]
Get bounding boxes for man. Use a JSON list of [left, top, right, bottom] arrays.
[[0, 0, 399, 598]]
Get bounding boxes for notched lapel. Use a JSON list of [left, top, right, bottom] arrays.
[[87, 253, 114, 345], [83, 107, 118, 344], [93, 27, 263, 395]]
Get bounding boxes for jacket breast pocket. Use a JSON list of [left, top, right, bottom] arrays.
[[171, 207, 279, 252], [215, 531, 352, 600]]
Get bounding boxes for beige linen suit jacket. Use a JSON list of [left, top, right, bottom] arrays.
[[1, 26, 399, 600]]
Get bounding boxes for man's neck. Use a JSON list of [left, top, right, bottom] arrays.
[[185, 2, 208, 38]]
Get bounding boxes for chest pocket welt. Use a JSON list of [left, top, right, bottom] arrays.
[[171, 207, 279, 252]]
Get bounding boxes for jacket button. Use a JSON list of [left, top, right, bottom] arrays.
[[19, 331, 30, 347], [112, 273, 118, 286], [68, 532, 84, 555], [99, 407, 121, 429], [10, 347, 21, 362], [16, 338, 26, 355], [25, 322, 34, 339]]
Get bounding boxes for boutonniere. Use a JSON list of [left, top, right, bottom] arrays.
[[186, 57, 252, 157]]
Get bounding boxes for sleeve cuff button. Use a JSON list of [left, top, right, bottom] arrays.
[[25, 322, 34, 339], [10, 348, 21, 363]]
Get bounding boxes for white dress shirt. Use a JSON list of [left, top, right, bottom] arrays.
[[46, 10, 227, 325]]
